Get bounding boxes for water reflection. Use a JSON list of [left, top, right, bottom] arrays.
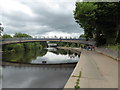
[[2, 64, 75, 88], [2, 48, 80, 64], [2, 64, 75, 71], [2, 49, 47, 64], [2, 48, 80, 88]]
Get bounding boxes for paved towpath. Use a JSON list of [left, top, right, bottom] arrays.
[[64, 49, 118, 88]]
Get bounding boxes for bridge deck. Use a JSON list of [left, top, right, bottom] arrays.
[[1, 38, 95, 45]]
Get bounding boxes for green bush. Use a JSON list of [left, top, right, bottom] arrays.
[[2, 34, 12, 38], [3, 42, 48, 52], [3, 43, 24, 52], [74, 85, 80, 89]]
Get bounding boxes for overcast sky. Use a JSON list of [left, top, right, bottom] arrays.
[[0, 0, 84, 38]]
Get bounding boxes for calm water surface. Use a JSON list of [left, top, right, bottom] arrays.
[[2, 48, 80, 88]]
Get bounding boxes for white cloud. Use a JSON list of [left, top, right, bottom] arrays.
[[0, 0, 35, 17], [33, 31, 83, 38], [0, 0, 83, 37]]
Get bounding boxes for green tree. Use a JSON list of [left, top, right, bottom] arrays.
[[79, 34, 86, 38], [3, 33, 48, 52], [2, 34, 12, 38], [2, 43, 24, 52], [74, 2, 120, 46], [13, 33, 32, 38], [74, 2, 97, 41], [95, 2, 120, 44]]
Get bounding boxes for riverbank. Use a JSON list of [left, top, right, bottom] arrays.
[[2, 61, 77, 68], [57, 47, 81, 55], [60, 47, 118, 88], [95, 47, 119, 61]]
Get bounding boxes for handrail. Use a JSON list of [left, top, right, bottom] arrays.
[[1, 37, 87, 41], [1, 37, 95, 45]]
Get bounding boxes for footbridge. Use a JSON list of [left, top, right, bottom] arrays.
[[1, 37, 95, 45]]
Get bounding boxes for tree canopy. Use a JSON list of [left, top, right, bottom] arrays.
[[79, 34, 86, 38], [2, 34, 12, 38], [74, 2, 120, 46], [13, 33, 32, 38]]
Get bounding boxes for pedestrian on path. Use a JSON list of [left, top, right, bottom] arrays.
[[92, 45, 95, 51]]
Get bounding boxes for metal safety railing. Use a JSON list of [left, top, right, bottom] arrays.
[[1, 37, 86, 41]]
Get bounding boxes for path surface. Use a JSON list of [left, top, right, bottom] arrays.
[[64, 49, 118, 88]]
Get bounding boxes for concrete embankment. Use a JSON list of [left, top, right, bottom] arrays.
[[60, 47, 118, 88], [96, 47, 120, 61]]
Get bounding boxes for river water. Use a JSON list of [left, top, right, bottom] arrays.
[[2, 48, 80, 88]]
